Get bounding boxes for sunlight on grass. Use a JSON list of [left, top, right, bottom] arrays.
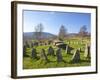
[[23, 38, 91, 69]]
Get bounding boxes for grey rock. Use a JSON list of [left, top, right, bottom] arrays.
[[56, 48, 63, 62], [71, 49, 80, 63], [84, 44, 90, 58], [41, 49, 49, 62], [47, 46, 55, 56], [32, 48, 37, 59]]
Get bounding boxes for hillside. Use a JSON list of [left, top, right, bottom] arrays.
[[23, 32, 56, 41]]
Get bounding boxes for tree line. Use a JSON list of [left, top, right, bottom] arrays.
[[34, 23, 90, 40]]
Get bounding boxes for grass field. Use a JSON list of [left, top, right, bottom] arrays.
[[23, 38, 91, 69]]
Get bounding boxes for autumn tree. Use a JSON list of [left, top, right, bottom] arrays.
[[78, 25, 88, 37], [58, 25, 67, 40], [34, 23, 44, 40]]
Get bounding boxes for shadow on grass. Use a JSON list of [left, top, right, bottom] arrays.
[[23, 54, 30, 57], [69, 59, 91, 64], [48, 59, 67, 64]]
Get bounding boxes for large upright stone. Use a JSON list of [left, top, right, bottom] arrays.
[[47, 46, 55, 56], [78, 47, 81, 52], [34, 42, 39, 46], [31, 42, 34, 48], [66, 45, 71, 54], [71, 49, 80, 63], [66, 45, 68, 53], [84, 44, 90, 58], [23, 45, 27, 56], [48, 40, 52, 45], [31, 48, 37, 59], [25, 41, 30, 48], [56, 48, 63, 62], [41, 49, 49, 62]]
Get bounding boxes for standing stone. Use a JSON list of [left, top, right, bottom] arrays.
[[25, 41, 30, 48], [23, 45, 27, 56], [38, 42, 40, 46], [84, 44, 90, 58], [34, 42, 39, 46], [48, 40, 52, 45], [71, 49, 80, 63], [66, 45, 71, 54], [78, 47, 81, 52], [46, 42, 48, 45], [47, 46, 55, 56], [66, 45, 68, 53], [32, 48, 37, 59], [56, 48, 63, 62], [44, 43, 47, 45], [41, 49, 49, 62], [31, 42, 34, 48]]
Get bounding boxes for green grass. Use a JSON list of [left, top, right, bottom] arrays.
[[23, 39, 91, 69]]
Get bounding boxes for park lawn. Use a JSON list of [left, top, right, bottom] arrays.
[[23, 39, 91, 69]]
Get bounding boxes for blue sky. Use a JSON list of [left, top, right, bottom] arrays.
[[23, 10, 91, 35]]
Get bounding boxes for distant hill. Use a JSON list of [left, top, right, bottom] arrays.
[[67, 33, 78, 37], [23, 32, 90, 42], [23, 32, 56, 41]]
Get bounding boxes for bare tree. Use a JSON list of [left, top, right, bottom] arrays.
[[34, 23, 44, 40], [78, 25, 88, 37], [58, 25, 67, 40]]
